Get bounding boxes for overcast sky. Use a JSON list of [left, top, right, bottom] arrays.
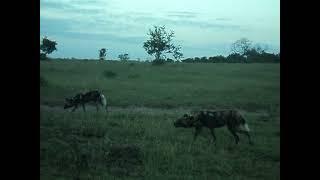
[[40, 0, 280, 60]]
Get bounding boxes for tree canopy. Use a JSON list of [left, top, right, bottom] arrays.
[[143, 26, 183, 64]]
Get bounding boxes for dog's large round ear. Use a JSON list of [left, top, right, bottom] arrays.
[[189, 115, 197, 123], [186, 115, 196, 126]]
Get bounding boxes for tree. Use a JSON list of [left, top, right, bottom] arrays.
[[213, 55, 226, 63], [252, 43, 268, 54], [173, 45, 183, 61], [118, 53, 130, 61], [40, 52, 46, 60], [231, 38, 252, 56], [166, 58, 174, 63], [182, 58, 194, 63], [246, 48, 260, 57], [99, 48, 107, 60], [227, 53, 246, 63], [194, 57, 200, 62], [200, 56, 208, 62], [40, 36, 57, 59], [143, 25, 182, 64]]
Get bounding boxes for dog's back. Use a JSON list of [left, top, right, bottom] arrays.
[[174, 109, 252, 144], [82, 90, 101, 103], [64, 90, 101, 108], [196, 109, 246, 129], [64, 93, 83, 109]]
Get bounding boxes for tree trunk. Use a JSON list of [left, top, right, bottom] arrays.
[[155, 52, 160, 61]]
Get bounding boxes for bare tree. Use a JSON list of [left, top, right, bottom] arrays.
[[118, 53, 129, 61], [231, 38, 252, 56], [99, 48, 107, 60], [253, 43, 269, 53], [173, 45, 183, 61]]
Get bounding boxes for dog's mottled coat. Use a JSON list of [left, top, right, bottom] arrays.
[[64, 90, 107, 112], [174, 109, 253, 145]]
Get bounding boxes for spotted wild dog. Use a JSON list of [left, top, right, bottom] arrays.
[[174, 109, 253, 145], [64, 90, 107, 112]]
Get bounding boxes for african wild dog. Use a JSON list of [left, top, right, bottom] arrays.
[[64, 90, 107, 112], [174, 109, 253, 145]]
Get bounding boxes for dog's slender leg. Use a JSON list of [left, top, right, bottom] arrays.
[[188, 143, 192, 152], [82, 103, 86, 112], [209, 128, 217, 145], [72, 105, 77, 112], [228, 126, 240, 144], [193, 127, 202, 143], [188, 127, 201, 152], [238, 131, 254, 145], [95, 102, 99, 112], [105, 106, 109, 118]]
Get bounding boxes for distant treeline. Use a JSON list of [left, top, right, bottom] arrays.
[[180, 51, 280, 63], [41, 35, 280, 63]]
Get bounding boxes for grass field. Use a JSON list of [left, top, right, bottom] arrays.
[[40, 60, 280, 179]]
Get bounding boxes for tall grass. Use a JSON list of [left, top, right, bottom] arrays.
[[40, 61, 279, 111], [40, 106, 279, 179], [40, 60, 279, 179]]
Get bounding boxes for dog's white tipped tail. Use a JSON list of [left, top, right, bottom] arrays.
[[100, 94, 107, 108], [239, 123, 250, 132], [244, 123, 250, 132]]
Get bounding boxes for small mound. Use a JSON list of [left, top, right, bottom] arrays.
[[105, 144, 144, 177], [108, 122, 121, 127], [103, 70, 117, 78]]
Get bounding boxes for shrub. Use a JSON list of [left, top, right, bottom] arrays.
[[128, 74, 140, 79], [40, 53, 47, 60], [40, 76, 48, 86], [152, 59, 166, 65], [106, 144, 144, 177], [103, 70, 117, 78]]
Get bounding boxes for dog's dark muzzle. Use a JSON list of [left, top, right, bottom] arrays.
[[174, 121, 184, 127], [64, 104, 72, 109]]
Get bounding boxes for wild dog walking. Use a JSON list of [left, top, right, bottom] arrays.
[[174, 109, 253, 145], [64, 90, 107, 112]]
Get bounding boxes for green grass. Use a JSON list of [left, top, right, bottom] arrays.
[[40, 61, 279, 111], [40, 61, 280, 179]]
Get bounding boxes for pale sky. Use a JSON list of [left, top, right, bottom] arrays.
[[40, 0, 280, 60]]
